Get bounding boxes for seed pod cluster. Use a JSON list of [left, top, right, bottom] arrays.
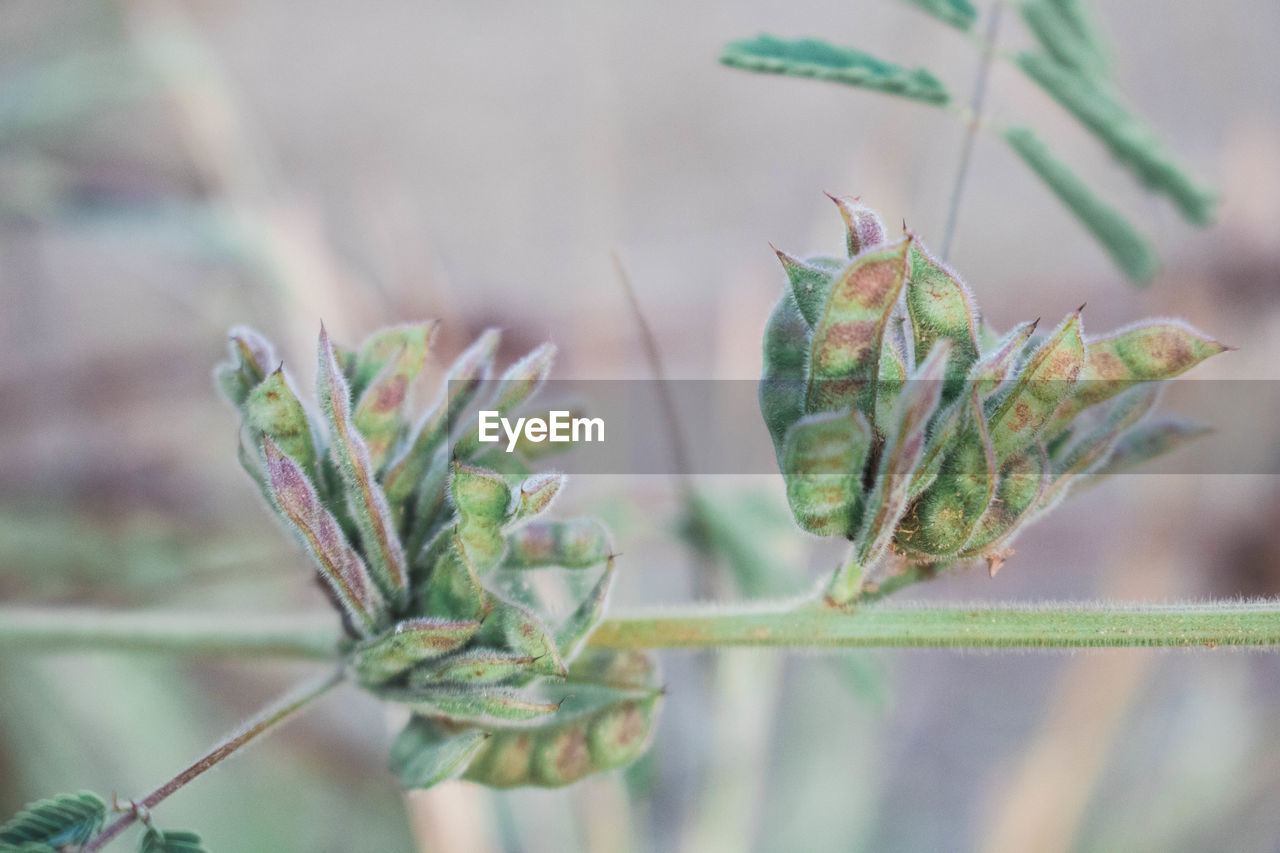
[[218, 324, 659, 790], [762, 197, 1229, 605]]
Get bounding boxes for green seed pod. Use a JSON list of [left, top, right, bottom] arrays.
[[418, 532, 486, 623], [760, 291, 810, 466], [566, 648, 658, 690], [986, 309, 1085, 462], [350, 617, 480, 685], [1099, 416, 1210, 476], [555, 558, 616, 661], [514, 472, 563, 521], [828, 342, 951, 601], [806, 237, 912, 418], [1044, 320, 1229, 438], [404, 686, 561, 725], [451, 462, 512, 571], [1039, 384, 1161, 510], [503, 519, 612, 569], [353, 333, 432, 471], [350, 322, 438, 401], [463, 692, 660, 788], [389, 716, 489, 790], [244, 368, 317, 478], [318, 327, 409, 604], [876, 337, 908, 428], [412, 648, 541, 685], [827, 194, 887, 258], [382, 329, 500, 505], [905, 244, 980, 397], [454, 343, 556, 457], [215, 325, 277, 407], [263, 436, 385, 636], [475, 594, 567, 678], [898, 388, 996, 558], [781, 410, 873, 537], [775, 249, 844, 327], [958, 445, 1049, 563], [969, 320, 1039, 398]]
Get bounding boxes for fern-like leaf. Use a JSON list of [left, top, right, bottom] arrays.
[[139, 827, 207, 853], [720, 35, 950, 105], [1003, 126, 1158, 283], [897, 0, 977, 30], [0, 791, 105, 848]]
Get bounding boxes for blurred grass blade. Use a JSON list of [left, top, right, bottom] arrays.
[[720, 35, 950, 105], [1003, 126, 1159, 283]]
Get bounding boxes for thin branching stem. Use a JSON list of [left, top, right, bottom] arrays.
[[82, 668, 345, 852], [940, 0, 1004, 261]]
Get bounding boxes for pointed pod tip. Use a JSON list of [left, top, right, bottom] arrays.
[[1077, 302, 1088, 314]]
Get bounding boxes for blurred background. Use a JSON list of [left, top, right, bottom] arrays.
[[1, 1, 1279, 850]]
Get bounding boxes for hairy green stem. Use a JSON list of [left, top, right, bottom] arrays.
[[0, 607, 338, 659], [588, 601, 1280, 650], [2, 602, 1280, 657], [82, 668, 344, 852]]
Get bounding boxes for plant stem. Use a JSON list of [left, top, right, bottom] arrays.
[[940, 0, 1004, 261], [4, 602, 1280, 655], [0, 607, 338, 659], [83, 668, 344, 852], [588, 601, 1280, 650]]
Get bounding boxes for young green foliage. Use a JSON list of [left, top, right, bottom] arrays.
[[761, 199, 1227, 604], [0, 792, 105, 849], [898, 0, 977, 30], [720, 35, 950, 105], [216, 323, 657, 793], [139, 827, 206, 853], [1003, 126, 1159, 283]]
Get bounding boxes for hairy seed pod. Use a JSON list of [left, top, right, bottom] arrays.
[[827, 194, 887, 258], [759, 290, 810, 465], [775, 250, 844, 327], [215, 325, 277, 407], [829, 342, 951, 600], [404, 686, 561, 725], [382, 329, 500, 505], [350, 322, 438, 401], [351, 617, 480, 685], [806, 237, 912, 418], [462, 692, 660, 788], [474, 594, 567, 678], [876, 337, 908, 428], [566, 648, 658, 690], [899, 388, 996, 557], [1043, 320, 1228, 438], [905, 244, 980, 397], [514, 472, 564, 521], [417, 533, 486, 623], [986, 309, 1085, 462], [503, 519, 612, 569], [781, 410, 872, 537], [1099, 416, 1210, 476], [263, 436, 385, 636], [245, 368, 317, 478], [454, 343, 556, 457], [450, 462, 512, 571], [959, 445, 1049, 562], [318, 327, 409, 603], [555, 559, 617, 660], [353, 330, 433, 470], [969, 320, 1039, 398], [389, 716, 489, 790], [412, 648, 542, 685], [1039, 384, 1161, 510]]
